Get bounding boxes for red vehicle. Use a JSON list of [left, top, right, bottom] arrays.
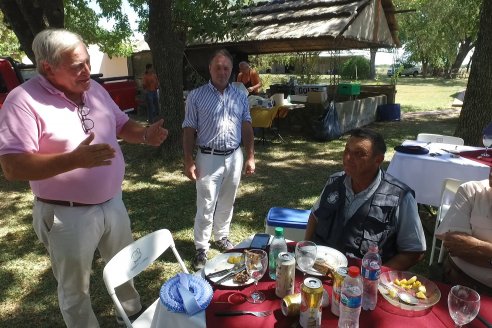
[[0, 57, 137, 112]]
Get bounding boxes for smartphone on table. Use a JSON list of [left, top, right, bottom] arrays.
[[249, 233, 271, 250]]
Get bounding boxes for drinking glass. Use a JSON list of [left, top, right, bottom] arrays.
[[245, 249, 268, 303], [481, 134, 492, 157], [295, 241, 317, 289], [448, 285, 480, 327]]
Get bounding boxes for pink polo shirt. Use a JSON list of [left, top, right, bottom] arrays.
[[0, 75, 129, 204]]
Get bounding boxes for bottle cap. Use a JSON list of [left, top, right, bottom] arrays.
[[274, 227, 284, 237], [368, 243, 379, 253], [348, 266, 360, 278]]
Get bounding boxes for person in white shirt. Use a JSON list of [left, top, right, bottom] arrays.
[[436, 167, 492, 295]]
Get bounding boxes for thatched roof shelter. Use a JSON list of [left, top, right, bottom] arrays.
[[186, 0, 400, 55]]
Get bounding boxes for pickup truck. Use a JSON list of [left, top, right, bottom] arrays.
[[387, 64, 421, 77], [0, 57, 137, 112]]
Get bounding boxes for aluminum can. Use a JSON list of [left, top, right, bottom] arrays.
[[281, 293, 301, 316], [300, 277, 323, 328], [331, 266, 348, 316], [275, 252, 295, 298]]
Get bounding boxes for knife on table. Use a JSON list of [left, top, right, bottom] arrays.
[[477, 314, 492, 328], [215, 265, 246, 284], [207, 267, 234, 279]]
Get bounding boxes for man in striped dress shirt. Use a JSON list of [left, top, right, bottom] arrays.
[[183, 49, 255, 270]]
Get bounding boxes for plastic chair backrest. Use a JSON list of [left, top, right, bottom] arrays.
[[103, 229, 188, 327], [429, 178, 463, 265], [251, 106, 279, 129], [417, 133, 464, 146]]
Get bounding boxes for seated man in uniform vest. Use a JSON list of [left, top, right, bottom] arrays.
[[304, 128, 426, 271]]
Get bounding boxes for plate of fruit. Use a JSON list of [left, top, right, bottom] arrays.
[[378, 271, 441, 314]]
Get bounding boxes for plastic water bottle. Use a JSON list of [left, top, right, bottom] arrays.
[[361, 244, 382, 311], [268, 227, 287, 280], [338, 266, 362, 328]]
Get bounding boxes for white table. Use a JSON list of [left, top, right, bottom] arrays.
[[386, 140, 489, 207]]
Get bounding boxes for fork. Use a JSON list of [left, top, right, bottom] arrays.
[[215, 310, 272, 317]]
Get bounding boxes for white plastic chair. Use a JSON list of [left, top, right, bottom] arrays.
[[417, 133, 464, 146], [428, 178, 463, 266], [103, 229, 188, 327]]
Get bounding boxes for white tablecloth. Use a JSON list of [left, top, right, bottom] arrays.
[[149, 305, 205, 328], [387, 140, 489, 206]]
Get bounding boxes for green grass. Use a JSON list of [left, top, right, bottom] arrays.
[[0, 78, 464, 326]]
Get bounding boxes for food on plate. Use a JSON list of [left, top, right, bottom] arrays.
[[312, 258, 334, 275], [227, 255, 242, 264], [392, 276, 427, 299], [388, 288, 397, 299], [407, 276, 417, 284], [245, 250, 261, 268], [233, 270, 249, 283]]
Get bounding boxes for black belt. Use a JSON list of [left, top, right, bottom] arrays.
[[199, 146, 239, 156], [36, 196, 109, 207]]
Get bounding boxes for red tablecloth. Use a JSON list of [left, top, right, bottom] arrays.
[[460, 150, 492, 167], [205, 247, 492, 328]]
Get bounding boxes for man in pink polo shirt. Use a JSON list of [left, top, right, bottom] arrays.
[[0, 29, 168, 327]]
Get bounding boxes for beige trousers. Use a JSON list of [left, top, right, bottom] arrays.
[[194, 148, 244, 251], [32, 192, 141, 328]]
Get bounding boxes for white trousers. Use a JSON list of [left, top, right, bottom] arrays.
[[194, 148, 244, 251], [32, 192, 141, 328]]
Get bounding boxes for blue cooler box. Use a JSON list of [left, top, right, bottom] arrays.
[[264, 207, 310, 241]]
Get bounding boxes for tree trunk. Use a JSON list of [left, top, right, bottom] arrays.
[[450, 37, 474, 74], [147, 0, 186, 159], [422, 60, 429, 78], [455, 0, 492, 146], [369, 48, 377, 80], [0, 0, 63, 62]]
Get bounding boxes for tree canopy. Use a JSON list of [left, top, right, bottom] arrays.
[[395, 0, 481, 76], [0, 11, 21, 60]]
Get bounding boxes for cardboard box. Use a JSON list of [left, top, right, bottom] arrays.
[[289, 94, 308, 103], [295, 84, 328, 95], [307, 91, 328, 104]]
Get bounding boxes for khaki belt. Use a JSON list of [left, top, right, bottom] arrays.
[[36, 197, 109, 207]]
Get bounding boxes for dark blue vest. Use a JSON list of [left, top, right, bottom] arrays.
[[312, 171, 414, 262]]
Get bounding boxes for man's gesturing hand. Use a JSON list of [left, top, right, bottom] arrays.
[[72, 133, 116, 168]]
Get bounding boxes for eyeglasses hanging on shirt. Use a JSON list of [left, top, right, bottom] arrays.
[[77, 105, 94, 134]]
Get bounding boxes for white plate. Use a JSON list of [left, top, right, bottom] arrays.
[[296, 245, 348, 276], [203, 252, 254, 287], [378, 271, 441, 312]]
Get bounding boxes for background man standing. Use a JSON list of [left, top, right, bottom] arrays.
[[142, 63, 160, 123], [183, 49, 255, 270], [237, 61, 262, 95], [0, 29, 168, 327]]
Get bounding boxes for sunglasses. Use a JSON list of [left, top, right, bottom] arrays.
[[77, 105, 94, 134]]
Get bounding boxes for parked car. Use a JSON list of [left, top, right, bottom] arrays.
[[387, 64, 421, 77], [0, 57, 137, 111]]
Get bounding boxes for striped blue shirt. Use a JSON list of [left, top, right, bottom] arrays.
[[183, 81, 251, 150]]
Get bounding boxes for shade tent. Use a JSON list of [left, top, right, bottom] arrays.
[[186, 0, 400, 55]]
